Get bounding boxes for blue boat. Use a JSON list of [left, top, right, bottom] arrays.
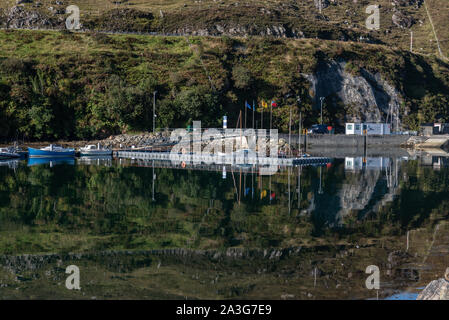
[[28, 145, 75, 158]]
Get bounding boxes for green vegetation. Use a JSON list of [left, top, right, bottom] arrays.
[[0, 29, 448, 140]]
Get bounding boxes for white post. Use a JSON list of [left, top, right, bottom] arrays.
[[153, 91, 157, 134], [406, 230, 409, 251]]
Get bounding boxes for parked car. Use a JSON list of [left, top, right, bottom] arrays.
[[307, 124, 329, 134]]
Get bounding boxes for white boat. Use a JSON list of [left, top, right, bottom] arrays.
[[0, 147, 20, 160], [79, 144, 112, 156]]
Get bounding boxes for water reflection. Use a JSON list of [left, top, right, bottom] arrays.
[[0, 156, 448, 299], [28, 157, 75, 167]]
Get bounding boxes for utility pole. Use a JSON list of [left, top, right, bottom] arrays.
[[320, 97, 325, 125], [410, 31, 413, 53], [153, 91, 157, 134], [299, 112, 302, 155], [297, 96, 302, 156], [289, 105, 292, 156]]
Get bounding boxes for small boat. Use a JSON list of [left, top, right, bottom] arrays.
[[0, 147, 20, 160], [79, 144, 112, 156], [28, 144, 75, 158]]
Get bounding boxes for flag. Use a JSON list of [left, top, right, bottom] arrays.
[[245, 101, 252, 110], [261, 100, 268, 109], [260, 190, 267, 199], [245, 187, 251, 196], [271, 101, 278, 107], [270, 192, 276, 200]]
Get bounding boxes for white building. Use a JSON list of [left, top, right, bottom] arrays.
[[345, 123, 391, 135]]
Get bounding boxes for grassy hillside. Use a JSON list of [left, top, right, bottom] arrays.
[[0, 0, 448, 58], [0, 29, 448, 141]]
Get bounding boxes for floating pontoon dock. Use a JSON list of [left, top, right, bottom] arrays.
[[115, 150, 332, 167]]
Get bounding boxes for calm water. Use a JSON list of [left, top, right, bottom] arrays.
[[0, 155, 448, 299]]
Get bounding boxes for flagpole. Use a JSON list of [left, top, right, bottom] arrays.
[[270, 103, 272, 133], [245, 101, 247, 129], [261, 106, 263, 130], [252, 100, 255, 129], [240, 110, 243, 149]]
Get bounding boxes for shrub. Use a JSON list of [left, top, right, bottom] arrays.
[[232, 65, 252, 90]]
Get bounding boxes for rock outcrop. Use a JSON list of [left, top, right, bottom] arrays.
[[417, 268, 449, 300], [392, 10, 415, 29], [0, 5, 61, 29], [303, 60, 403, 124], [392, 0, 423, 8]]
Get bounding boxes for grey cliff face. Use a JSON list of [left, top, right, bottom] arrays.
[[303, 60, 403, 124], [417, 278, 449, 300]]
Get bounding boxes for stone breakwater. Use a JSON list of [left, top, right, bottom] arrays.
[[69, 131, 293, 154], [14, 133, 417, 153]]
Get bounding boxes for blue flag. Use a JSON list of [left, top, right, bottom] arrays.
[[245, 101, 252, 110]]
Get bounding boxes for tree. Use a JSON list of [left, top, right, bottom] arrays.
[[173, 86, 222, 127], [232, 65, 253, 90]]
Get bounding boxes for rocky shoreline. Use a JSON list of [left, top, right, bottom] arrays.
[[2, 131, 294, 154]]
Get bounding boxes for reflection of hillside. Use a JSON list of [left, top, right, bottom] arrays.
[[1, 159, 449, 299], [312, 158, 400, 227], [1, 227, 448, 300]]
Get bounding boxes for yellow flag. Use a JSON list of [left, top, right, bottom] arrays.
[[262, 100, 268, 108]]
